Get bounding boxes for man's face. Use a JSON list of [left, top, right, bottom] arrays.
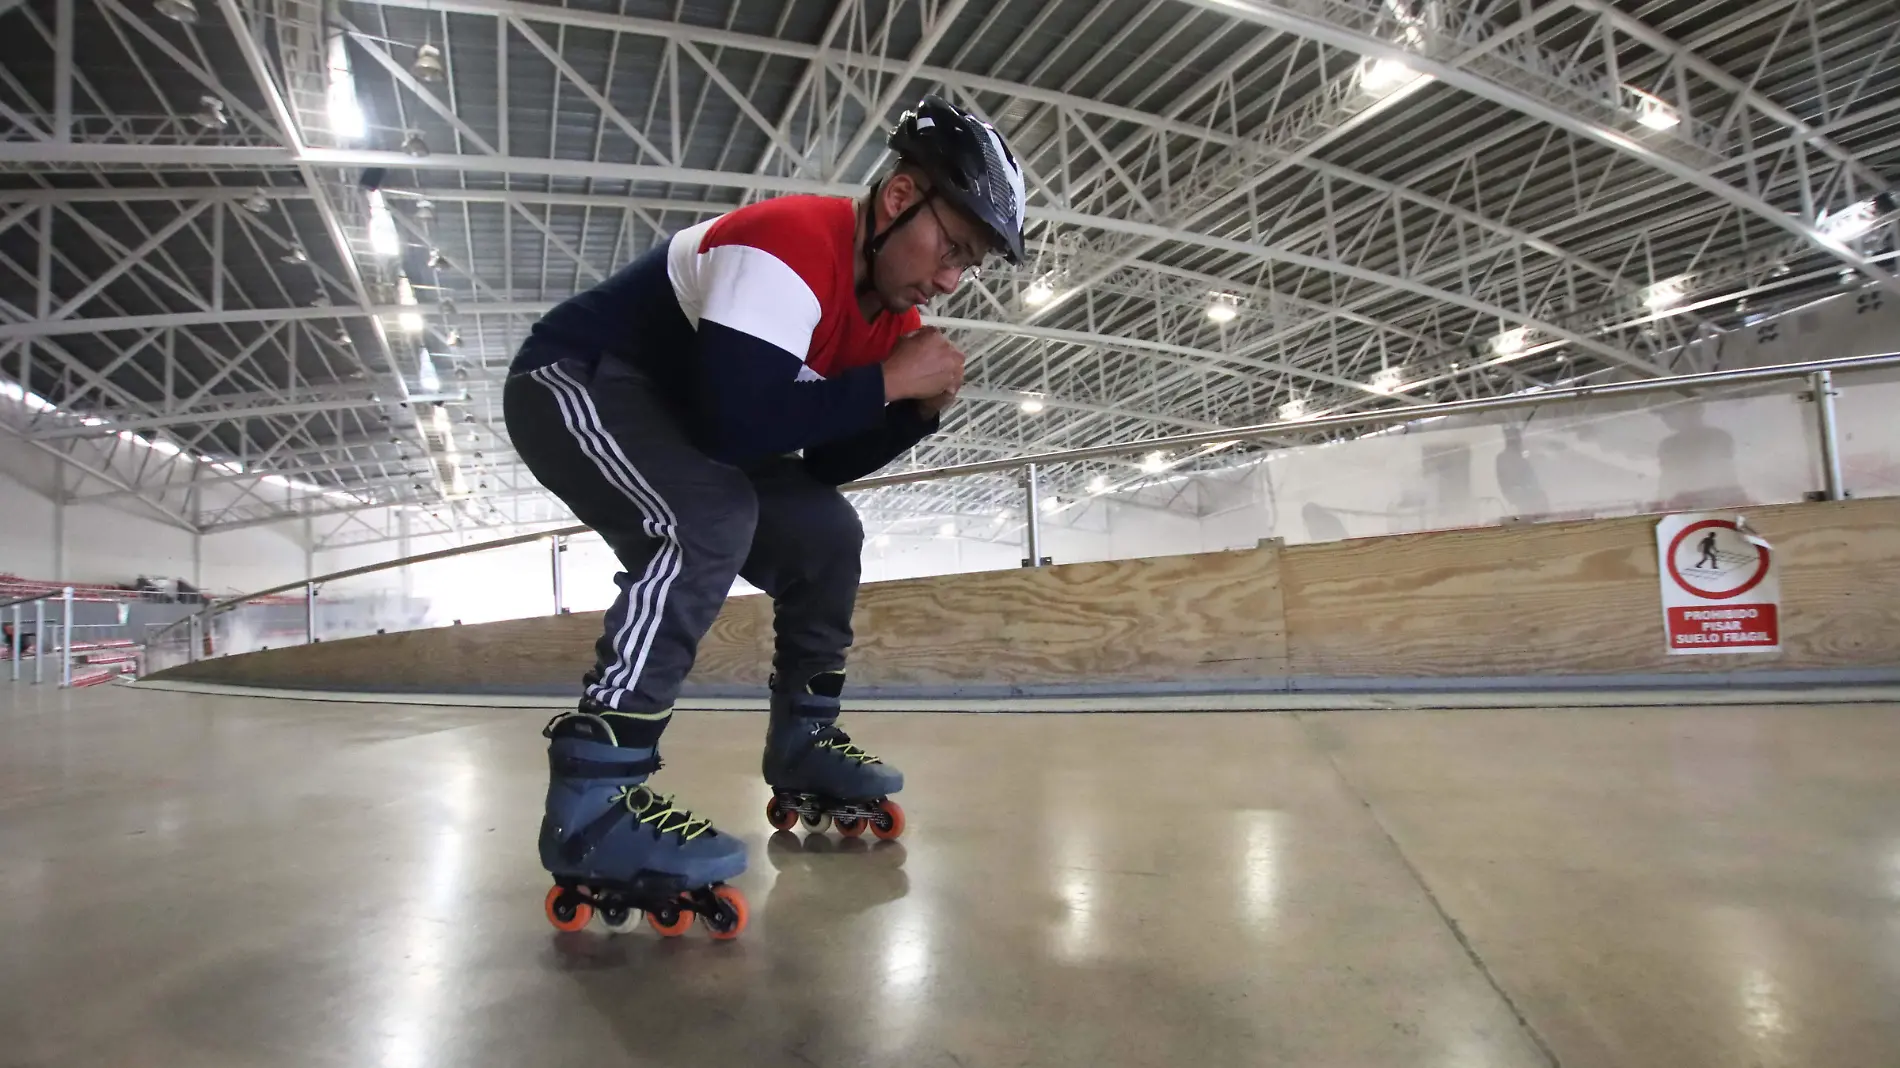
[[873, 174, 992, 311]]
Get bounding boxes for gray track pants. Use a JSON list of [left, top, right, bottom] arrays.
[[502, 348, 863, 723]]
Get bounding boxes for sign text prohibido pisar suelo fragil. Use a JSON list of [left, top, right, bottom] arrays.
[[1654, 512, 1782, 655]]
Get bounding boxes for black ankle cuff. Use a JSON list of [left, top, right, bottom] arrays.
[[601, 712, 669, 748]]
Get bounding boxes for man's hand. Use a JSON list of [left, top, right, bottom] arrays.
[[883, 327, 964, 403], [917, 386, 959, 419]]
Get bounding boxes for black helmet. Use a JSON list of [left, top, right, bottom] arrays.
[[885, 95, 1027, 265]]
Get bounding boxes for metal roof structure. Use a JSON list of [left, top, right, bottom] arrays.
[[1, 0, 1895, 550]]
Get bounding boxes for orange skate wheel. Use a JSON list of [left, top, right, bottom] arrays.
[[646, 896, 696, 937], [765, 795, 798, 832], [544, 885, 593, 932], [835, 815, 866, 838], [707, 885, 749, 941], [870, 798, 905, 841]]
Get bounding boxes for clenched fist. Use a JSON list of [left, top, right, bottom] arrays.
[[883, 327, 964, 403]]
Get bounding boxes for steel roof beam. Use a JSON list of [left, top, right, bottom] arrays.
[[1173, 0, 1900, 297], [357, 0, 1236, 146]]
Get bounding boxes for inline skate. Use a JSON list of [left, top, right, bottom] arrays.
[[538, 706, 749, 938], [761, 671, 905, 839]]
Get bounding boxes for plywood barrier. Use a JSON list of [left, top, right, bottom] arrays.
[[693, 543, 1289, 688], [147, 497, 1900, 696], [1280, 497, 1900, 678]]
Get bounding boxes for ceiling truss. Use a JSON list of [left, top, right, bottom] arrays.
[[0, 0, 1892, 554]]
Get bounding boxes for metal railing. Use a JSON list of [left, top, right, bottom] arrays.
[[4, 587, 73, 686], [5, 586, 155, 688], [145, 351, 1900, 667]]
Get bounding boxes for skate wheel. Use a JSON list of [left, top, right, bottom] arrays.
[[835, 815, 866, 838], [646, 897, 695, 937], [801, 811, 832, 834], [544, 885, 593, 932], [706, 885, 748, 941], [599, 905, 639, 935], [765, 795, 798, 832], [870, 798, 905, 840]]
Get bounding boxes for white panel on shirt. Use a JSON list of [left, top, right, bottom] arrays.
[[666, 223, 823, 369]]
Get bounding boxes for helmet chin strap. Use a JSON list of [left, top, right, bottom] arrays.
[[856, 176, 934, 300]]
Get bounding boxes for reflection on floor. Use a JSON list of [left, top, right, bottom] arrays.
[[2, 684, 1897, 1067]]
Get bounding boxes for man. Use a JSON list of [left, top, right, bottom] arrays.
[[506, 96, 1027, 934]]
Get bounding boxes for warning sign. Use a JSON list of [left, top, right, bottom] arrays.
[[1655, 513, 1781, 655]]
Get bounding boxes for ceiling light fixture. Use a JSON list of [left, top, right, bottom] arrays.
[[367, 189, 400, 257], [396, 274, 423, 333], [1627, 87, 1680, 131], [155, 0, 198, 23], [1818, 193, 1896, 243], [1491, 327, 1530, 356], [190, 95, 228, 130], [1358, 56, 1418, 96], [1642, 276, 1687, 311], [411, 43, 446, 83], [326, 36, 367, 140]]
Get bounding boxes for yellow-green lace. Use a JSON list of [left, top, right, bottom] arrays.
[[816, 726, 878, 764], [613, 785, 716, 840]]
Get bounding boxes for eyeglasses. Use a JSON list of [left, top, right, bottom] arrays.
[[924, 198, 990, 281]]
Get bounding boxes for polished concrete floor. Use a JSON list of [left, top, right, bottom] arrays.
[[2, 686, 1898, 1067]]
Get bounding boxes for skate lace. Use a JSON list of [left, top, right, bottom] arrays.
[[814, 724, 878, 765], [614, 785, 716, 841]]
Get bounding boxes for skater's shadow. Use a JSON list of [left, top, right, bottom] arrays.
[[760, 829, 910, 917]]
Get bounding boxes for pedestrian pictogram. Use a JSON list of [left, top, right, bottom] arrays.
[[1655, 513, 1782, 655]]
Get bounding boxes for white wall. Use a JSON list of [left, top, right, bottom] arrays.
[[1, 392, 318, 594], [132, 286, 1900, 638], [0, 464, 58, 580], [0, 447, 313, 594]]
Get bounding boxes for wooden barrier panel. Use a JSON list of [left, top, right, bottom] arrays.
[[691, 543, 1289, 688], [1280, 497, 1900, 678], [146, 498, 1900, 695]]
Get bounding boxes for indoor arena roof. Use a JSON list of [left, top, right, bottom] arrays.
[[1, 0, 1895, 547]]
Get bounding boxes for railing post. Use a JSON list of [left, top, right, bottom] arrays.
[[187, 612, 200, 664], [34, 597, 45, 685], [550, 534, 566, 615], [1022, 463, 1043, 568], [61, 586, 74, 688], [9, 602, 19, 682], [305, 583, 317, 644], [1811, 369, 1847, 501]]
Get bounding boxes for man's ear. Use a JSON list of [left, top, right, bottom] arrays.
[[879, 168, 924, 225]]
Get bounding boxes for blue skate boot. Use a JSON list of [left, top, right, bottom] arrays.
[[538, 706, 749, 938], [761, 671, 905, 840]]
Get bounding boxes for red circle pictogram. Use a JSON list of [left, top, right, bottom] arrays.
[[1666, 519, 1770, 600]]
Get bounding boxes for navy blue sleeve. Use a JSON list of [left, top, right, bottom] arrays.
[[800, 399, 941, 485], [687, 319, 889, 466]]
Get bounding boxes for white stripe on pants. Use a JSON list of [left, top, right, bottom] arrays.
[[529, 364, 684, 708]]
